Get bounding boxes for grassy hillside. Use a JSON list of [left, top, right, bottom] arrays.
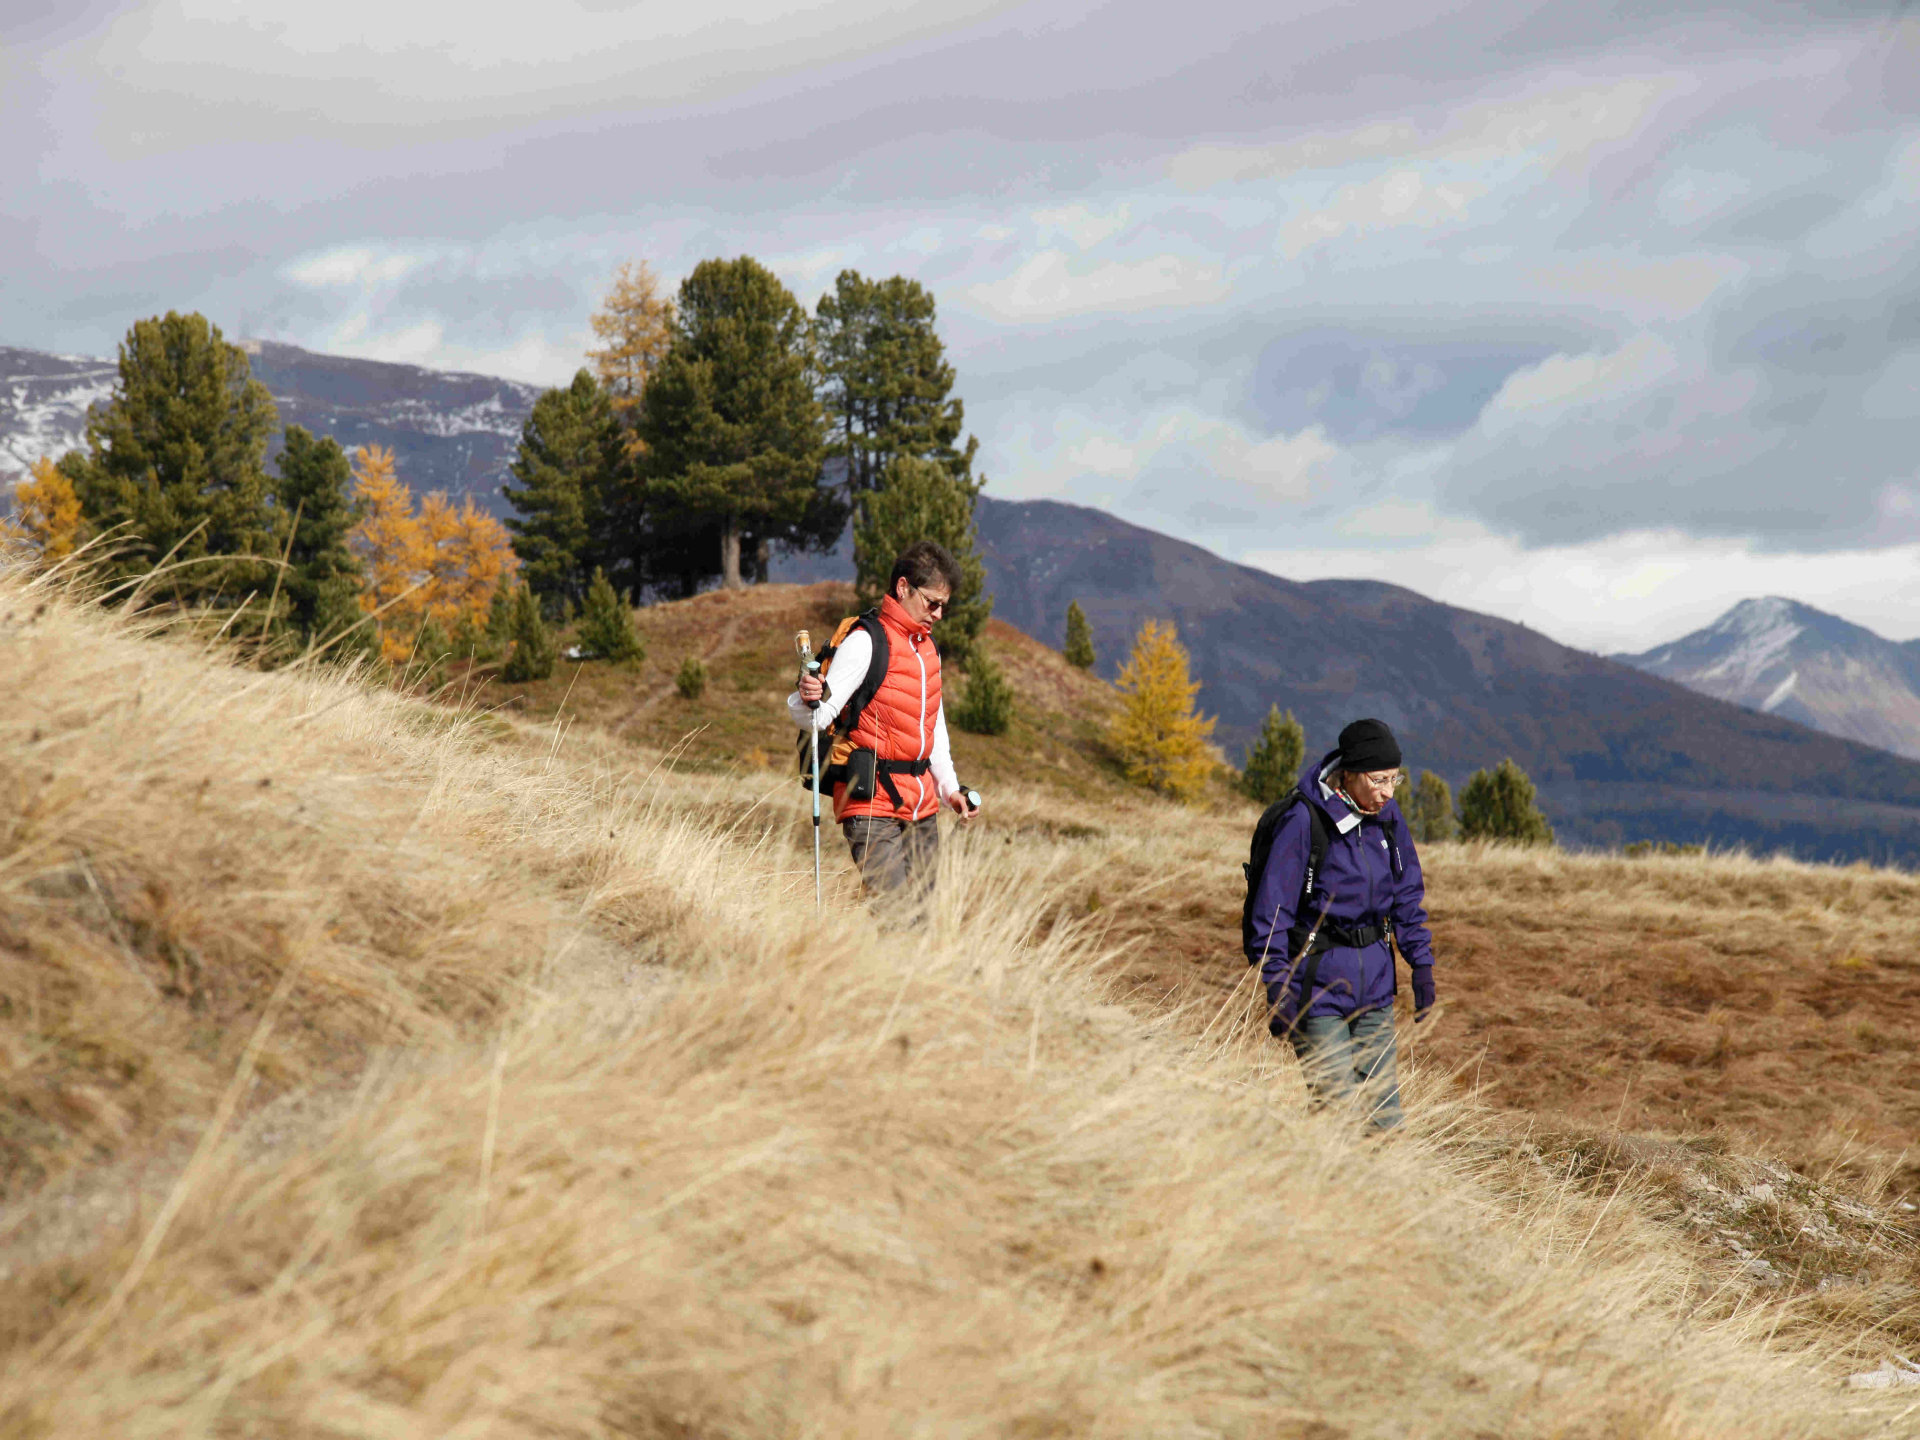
[[491, 584, 1920, 1182], [2, 573, 1918, 1434], [491, 584, 1920, 1346], [478, 581, 1135, 802]]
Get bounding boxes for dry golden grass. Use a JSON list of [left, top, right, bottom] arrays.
[[2, 571, 1918, 1435]]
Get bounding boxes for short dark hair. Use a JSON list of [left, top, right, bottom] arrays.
[[890, 540, 962, 598]]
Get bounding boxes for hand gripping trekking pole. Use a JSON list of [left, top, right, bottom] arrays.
[[794, 631, 823, 915]]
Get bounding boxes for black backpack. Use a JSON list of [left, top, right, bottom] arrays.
[[797, 610, 890, 793], [1241, 786, 1331, 966]]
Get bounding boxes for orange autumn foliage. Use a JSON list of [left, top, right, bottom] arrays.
[[9, 456, 84, 561], [348, 445, 517, 662]]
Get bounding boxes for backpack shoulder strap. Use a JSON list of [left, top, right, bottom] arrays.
[[1299, 794, 1331, 903], [1243, 786, 1324, 961], [825, 610, 888, 738]]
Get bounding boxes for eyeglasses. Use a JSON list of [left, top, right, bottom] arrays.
[[912, 585, 949, 617], [1356, 769, 1402, 789]]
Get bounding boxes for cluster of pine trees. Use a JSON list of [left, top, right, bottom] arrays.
[[6, 311, 529, 672], [505, 259, 993, 666]]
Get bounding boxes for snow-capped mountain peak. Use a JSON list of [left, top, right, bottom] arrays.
[[1617, 597, 1920, 760]]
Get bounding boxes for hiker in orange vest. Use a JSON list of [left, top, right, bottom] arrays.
[[789, 540, 977, 902]]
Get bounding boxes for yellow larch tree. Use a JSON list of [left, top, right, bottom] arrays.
[[1107, 618, 1218, 802], [349, 445, 429, 660], [586, 260, 673, 451], [9, 456, 84, 561], [348, 445, 518, 663], [417, 489, 518, 634]]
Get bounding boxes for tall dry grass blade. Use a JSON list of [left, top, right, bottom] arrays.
[[53, 936, 312, 1363]]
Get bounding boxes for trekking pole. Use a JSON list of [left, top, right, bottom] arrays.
[[794, 631, 823, 915]]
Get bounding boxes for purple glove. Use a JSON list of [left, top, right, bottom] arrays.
[[1411, 967, 1435, 1020]]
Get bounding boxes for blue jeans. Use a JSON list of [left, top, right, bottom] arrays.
[[1288, 1007, 1403, 1131]]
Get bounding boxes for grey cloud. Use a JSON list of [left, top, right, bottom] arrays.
[[1440, 256, 1920, 550], [1719, 278, 1916, 379], [1248, 332, 1566, 442], [1705, 190, 1852, 246], [0, 0, 131, 46]]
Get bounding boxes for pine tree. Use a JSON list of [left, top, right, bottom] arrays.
[[504, 370, 626, 606], [271, 426, 364, 639], [1407, 770, 1457, 843], [9, 455, 84, 561], [814, 270, 978, 523], [1063, 599, 1096, 670], [502, 583, 557, 682], [64, 311, 283, 603], [951, 647, 1014, 736], [485, 583, 515, 653], [309, 574, 378, 665], [1238, 704, 1305, 805], [1458, 758, 1553, 846], [1108, 619, 1217, 801], [637, 257, 839, 590], [852, 454, 991, 663], [577, 567, 644, 664], [587, 261, 673, 453]]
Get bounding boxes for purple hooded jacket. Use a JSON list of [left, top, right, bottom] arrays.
[[1247, 749, 1435, 1023]]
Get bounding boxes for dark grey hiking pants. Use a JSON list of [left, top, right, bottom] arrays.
[[842, 814, 940, 902], [1289, 1008, 1404, 1131]]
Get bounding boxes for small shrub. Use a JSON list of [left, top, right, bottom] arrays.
[[577, 567, 645, 665], [1623, 839, 1705, 859], [952, 648, 1014, 736], [449, 608, 500, 665], [484, 584, 515, 654], [502, 583, 557, 682], [1457, 758, 1553, 846], [1406, 769, 1456, 843], [1238, 705, 1304, 804], [675, 656, 708, 700]]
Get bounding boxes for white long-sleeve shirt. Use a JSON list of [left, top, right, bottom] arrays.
[[787, 627, 960, 800]]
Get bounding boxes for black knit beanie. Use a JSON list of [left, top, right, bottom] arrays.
[[1338, 718, 1401, 773]]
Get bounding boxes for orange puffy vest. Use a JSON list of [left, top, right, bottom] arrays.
[[835, 595, 943, 823]]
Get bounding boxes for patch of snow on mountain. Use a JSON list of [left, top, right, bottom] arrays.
[[1761, 670, 1798, 712], [0, 374, 114, 480], [1700, 597, 1803, 690], [382, 394, 523, 438]]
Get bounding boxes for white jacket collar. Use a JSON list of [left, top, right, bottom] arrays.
[[1316, 758, 1363, 835]]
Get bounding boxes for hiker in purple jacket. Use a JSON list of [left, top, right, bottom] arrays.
[[1245, 718, 1436, 1131]]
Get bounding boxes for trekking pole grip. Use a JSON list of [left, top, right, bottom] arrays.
[[794, 630, 821, 710]]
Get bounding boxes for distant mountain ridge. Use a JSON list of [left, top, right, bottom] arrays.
[[779, 498, 1920, 862], [1616, 597, 1920, 761], [8, 337, 1920, 861], [0, 340, 538, 517]]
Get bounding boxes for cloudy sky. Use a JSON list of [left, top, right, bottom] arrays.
[[5, 0, 1918, 652]]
